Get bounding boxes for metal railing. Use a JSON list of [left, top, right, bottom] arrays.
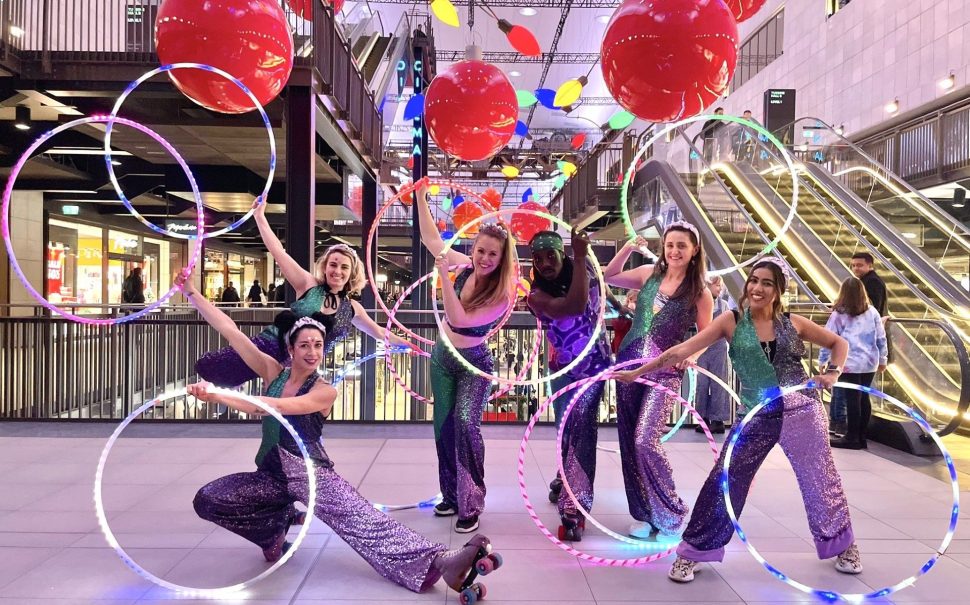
[[0, 0, 383, 162]]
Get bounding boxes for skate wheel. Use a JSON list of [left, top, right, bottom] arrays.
[[459, 585, 480, 605], [476, 583, 487, 599], [475, 556, 495, 575], [489, 552, 503, 569]]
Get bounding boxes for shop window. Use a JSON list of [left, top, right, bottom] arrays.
[[48, 219, 104, 307], [731, 9, 785, 92]]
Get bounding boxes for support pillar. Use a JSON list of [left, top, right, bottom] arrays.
[[283, 86, 316, 304], [359, 173, 378, 421]]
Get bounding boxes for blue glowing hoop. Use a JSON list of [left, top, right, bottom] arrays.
[[722, 381, 960, 601]]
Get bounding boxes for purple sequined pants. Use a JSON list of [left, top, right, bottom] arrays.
[[194, 447, 448, 592], [615, 369, 689, 534], [556, 378, 604, 519], [430, 342, 494, 520], [677, 397, 854, 562], [196, 332, 284, 388]]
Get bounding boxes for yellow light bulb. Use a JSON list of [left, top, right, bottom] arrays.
[[430, 0, 460, 28], [501, 165, 520, 179], [561, 161, 577, 176], [554, 78, 584, 108], [429, 184, 441, 195]]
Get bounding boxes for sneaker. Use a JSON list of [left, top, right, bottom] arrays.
[[455, 516, 480, 534], [668, 556, 697, 582], [434, 501, 457, 517], [628, 521, 656, 539], [835, 544, 863, 574], [710, 420, 726, 434]]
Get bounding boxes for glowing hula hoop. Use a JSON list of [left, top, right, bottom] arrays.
[[2, 116, 204, 325], [433, 207, 608, 386], [723, 381, 960, 601], [94, 387, 315, 597], [104, 63, 276, 240], [619, 115, 799, 278]]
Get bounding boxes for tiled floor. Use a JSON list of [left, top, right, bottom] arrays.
[[0, 422, 967, 604]]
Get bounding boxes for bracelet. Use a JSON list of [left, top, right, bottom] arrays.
[[823, 364, 842, 374]]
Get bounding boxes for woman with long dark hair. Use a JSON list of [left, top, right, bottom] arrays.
[[618, 258, 862, 582], [604, 222, 714, 539]]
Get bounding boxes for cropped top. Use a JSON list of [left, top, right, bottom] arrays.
[[446, 268, 500, 338]]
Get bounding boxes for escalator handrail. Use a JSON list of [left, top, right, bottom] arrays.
[[743, 128, 970, 325], [778, 116, 970, 249], [677, 130, 822, 305], [886, 316, 970, 437]]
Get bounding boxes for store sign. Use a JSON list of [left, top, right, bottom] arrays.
[[61, 205, 80, 215], [126, 2, 157, 52], [113, 236, 138, 250], [47, 244, 64, 296], [166, 221, 201, 235]]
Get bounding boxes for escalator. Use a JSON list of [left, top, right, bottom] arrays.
[[660, 127, 970, 450]]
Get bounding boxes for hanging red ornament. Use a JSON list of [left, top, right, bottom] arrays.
[[155, 0, 294, 114], [285, 0, 345, 20], [570, 132, 587, 150], [510, 201, 552, 242], [496, 19, 542, 57], [453, 202, 484, 236], [601, 0, 738, 123], [725, 0, 768, 22], [424, 60, 518, 161], [481, 188, 503, 211]]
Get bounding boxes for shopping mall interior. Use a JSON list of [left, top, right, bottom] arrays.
[[2, 0, 970, 603]]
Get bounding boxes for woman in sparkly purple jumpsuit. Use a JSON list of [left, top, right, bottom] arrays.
[[415, 180, 519, 534], [618, 259, 862, 582], [604, 223, 714, 538], [195, 201, 415, 388], [527, 228, 612, 541], [176, 272, 502, 597]]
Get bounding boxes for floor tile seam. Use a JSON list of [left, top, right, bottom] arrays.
[[286, 530, 336, 605]]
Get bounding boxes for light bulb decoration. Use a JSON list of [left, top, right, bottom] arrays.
[[515, 120, 530, 137], [501, 165, 520, 179], [516, 89, 538, 107], [570, 132, 586, 150], [430, 0, 460, 28], [535, 88, 559, 110], [497, 19, 541, 56], [403, 93, 425, 119], [607, 109, 636, 130], [554, 76, 587, 108]]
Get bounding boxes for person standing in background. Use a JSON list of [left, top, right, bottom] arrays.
[[247, 280, 265, 308], [693, 276, 735, 435], [221, 282, 241, 305]]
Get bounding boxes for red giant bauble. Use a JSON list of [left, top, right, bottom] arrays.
[[155, 0, 294, 114], [453, 202, 484, 236], [424, 60, 518, 161], [601, 0, 738, 123], [286, 0, 346, 20], [725, 0, 768, 22], [510, 201, 552, 243]]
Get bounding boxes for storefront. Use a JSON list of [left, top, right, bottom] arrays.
[[202, 245, 266, 303], [46, 218, 180, 311]]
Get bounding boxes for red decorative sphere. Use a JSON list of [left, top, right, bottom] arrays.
[[453, 202, 484, 236], [725, 0, 768, 23], [510, 201, 552, 243], [424, 60, 518, 161], [155, 0, 294, 114], [481, 188, 503, 212], [286, 0, 345, 20], [601, 0, 738, 123]]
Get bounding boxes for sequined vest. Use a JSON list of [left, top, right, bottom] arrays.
[[262, 285, 355, 354], [729, 309, 814, 412], [254, 369, 332, 468], [447, 268, 500, 338], [618, 273, 698, 359]]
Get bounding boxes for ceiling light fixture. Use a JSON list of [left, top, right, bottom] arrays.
[[14, 105, 30, 130], [509, 70, 522, 77], [834, 124, 845, 136], [885, 98, 899, 114], [596, 15, 611, 24], [939, 73, 956, 90], [9, 25, 24, 38], [519, 8, 537, 17]]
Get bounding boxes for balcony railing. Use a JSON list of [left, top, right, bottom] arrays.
[[0, 0, 383, 162]]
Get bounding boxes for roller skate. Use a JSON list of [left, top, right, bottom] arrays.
[[548, 475, 563, 504], [557, 513, 585, 542], [262, 508, 307, 563], [433, 534, 503, 604]]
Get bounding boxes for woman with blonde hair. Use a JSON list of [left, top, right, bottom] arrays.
[[195, 202, 416, 387], [415, 179, 518, 534], [820, 276, 887, 450]]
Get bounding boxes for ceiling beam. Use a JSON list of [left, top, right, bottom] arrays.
[[435, 51, 599, 64]]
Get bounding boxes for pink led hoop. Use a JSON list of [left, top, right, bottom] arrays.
[[556, 359, 739, 547], [518, 367, 718, 566], [2, 116, 204, 325]]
